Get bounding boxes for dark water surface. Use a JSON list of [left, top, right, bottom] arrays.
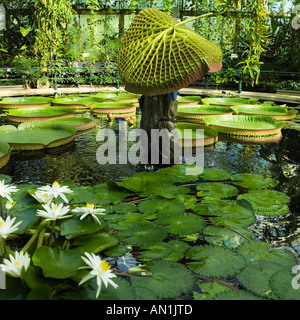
[[1, 111, 300, 251]]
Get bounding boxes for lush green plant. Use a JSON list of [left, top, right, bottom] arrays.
[[33, 0, 76, 70], [0, 165, 299, 300]]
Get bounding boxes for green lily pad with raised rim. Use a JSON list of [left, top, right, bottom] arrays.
[[176, 122, 218, 147], [177, 96, 202, 104], [45, 116, 94, 131], [0, 142, 11, 169], [232, 105, 298, 121], [0, 122, 76, 150], [90, 102, 136, 118], [0, 96, 53, 108], [203, 115, 284, 137], [176, 105, 233, 121], [201, 97, 259, 107], [52, 97, 105, 112], [6, 107, 75, 123]]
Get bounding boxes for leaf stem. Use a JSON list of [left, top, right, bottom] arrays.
[[21, 220, 49, 253]]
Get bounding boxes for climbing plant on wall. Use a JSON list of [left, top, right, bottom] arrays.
[[33, 0, 76, 70]]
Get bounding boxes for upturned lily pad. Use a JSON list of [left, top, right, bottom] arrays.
[[130, 260, 195, 299], [118, 8, 222, 95], [186, 245, 246, 278], [0, 122, 76, 150], [6, 107, 75, 123], [201, 97, 259, 106], [230, 173, 277, 189], [232, 105, 298, 120], [196, 182, 238, 198], [203, 115, 284, 137], [117, 222, 167, 246], [0, 96, 53, 108]]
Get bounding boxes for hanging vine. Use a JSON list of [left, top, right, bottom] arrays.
[[86, 0, 100, 61], [34, 0, 75, 70], [237, 0, 270, 85]]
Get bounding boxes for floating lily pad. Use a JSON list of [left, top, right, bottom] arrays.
[[201, 97, 259, 106], [0, 96, 53, 108], [177, 95, 202, 104], [176, 122, 218, 147], [214, 290, 262, 300], [203, 225, 254, 248], [196, 182, 238, 198], [186, 245, 246, 278], [130, 260, 195, 299], [203, 115, 284, 137], [237, 189, 290, 216], [236, 241, 297, 269], [0, 141, 11, 169], [117, 222, 167, 246], [118, 8, 222, 95], [138, 197, 185, 215], [6, 107, 75, 123], [176, 105, 233, 121], [155, 212, 206, 235], [230, 173, 277, 189], [237, 260, 285, 299], [199, 168, 231, 181], [232, 105, 298, 120], [90, 102, 136, 118], [140, 242, 175, 261], [270, 270, 300, 300], [0, 122, 76, 150], [32, 247, 84, 279], [52, 97, 105, 112], [45, 117, 94, 131]]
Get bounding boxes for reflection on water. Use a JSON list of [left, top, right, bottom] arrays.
[[1, 112, 300, 250]]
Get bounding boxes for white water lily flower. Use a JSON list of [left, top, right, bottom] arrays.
[[0, 180, 19, 203], [36, 181, 73, 203], [72, 204, 106, 225], [79, 252, 118, 298], [0, 216, 22, 239], [32, 191, 54, 205], [0, 251, 30, 278], [37, 202, 72, 221]]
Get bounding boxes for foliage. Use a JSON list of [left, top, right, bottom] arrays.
[[0, 164, 299, 300], [33, 0, 76, 70]]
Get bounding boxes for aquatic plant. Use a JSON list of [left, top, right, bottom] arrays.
[[0, 164, 298, 300], [118, 8, 222, 95]]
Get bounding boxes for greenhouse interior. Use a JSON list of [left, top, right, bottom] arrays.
[[0, 0, 300, 302]]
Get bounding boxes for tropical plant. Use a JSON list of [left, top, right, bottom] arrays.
[[0, 165, 299, 300]]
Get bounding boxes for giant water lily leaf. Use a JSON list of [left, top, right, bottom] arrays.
[[232, 105, 298, 120], [130, 260, 195, 299], [230, 173, 277, 189], [186, 245, 246, 278], [32, 247, 84, 279], [201, 97, 259, 106], [0, 96, 53, 108], [203, 115, 283, 137], [118, 8, 222, 95], [236, 241, 297, 269], [0, 122, 76, 150]]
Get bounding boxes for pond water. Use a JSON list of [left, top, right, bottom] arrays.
[[1, 106, 300, 252]]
